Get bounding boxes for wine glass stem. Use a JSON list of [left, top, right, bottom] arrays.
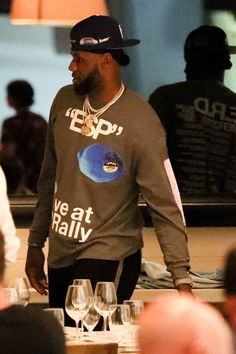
[[75, 320, 80, 341], [103, 315, 108, 331], [81, 320, 84, 333]]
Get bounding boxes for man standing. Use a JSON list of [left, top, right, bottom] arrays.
[[149, 25, 236, 195], [25, 15, 192, 319]]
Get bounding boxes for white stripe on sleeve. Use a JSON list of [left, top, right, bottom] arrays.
[[164, 159, 186, 225]]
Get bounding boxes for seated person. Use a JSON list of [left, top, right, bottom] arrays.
[[138, 293, 234, 354], [0, 230, 66, 354], [149, 26, 236, 195]]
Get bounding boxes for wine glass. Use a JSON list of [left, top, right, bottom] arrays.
[[108, 304, 131, 344], [123, 300, 144, 325], [123, 299, 144, 343], [73, 279, 93, 297], [4, 288, 18, 304], [73, 279, 93, 333], [43, 308, 65, 328], [10, 277, 30, 306], [93, 282, 117, 332], [65, 285, 90, 341], [83, 302, 101, 333]]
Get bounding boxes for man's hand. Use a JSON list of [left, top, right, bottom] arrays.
[[25, 246, 48, 295]]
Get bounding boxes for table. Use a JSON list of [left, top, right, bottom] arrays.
[[67, 342, 118, 354], [65, 327, 140, 354]]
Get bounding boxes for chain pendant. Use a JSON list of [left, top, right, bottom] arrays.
[[81, 125, 91, 136]]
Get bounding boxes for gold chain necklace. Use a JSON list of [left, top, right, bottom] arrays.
[[81, 83, 125, 136]]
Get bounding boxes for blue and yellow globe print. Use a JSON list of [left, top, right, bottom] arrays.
[[78, 144, 125, 182]]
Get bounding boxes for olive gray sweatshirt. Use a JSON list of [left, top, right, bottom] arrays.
[[29, 85, 190, 282]]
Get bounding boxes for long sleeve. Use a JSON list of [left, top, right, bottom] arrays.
[[0, 167, 20, 263], [135, 105, 190, 281], [28, 105, 57, 246]]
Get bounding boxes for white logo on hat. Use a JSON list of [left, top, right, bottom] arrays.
[[119, 25, 124, 39], [99, 37, 110, 43], [79, 37, 110, 45], [80, 37, 98, 45]]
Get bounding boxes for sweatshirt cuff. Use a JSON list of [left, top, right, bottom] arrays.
[[174, 275, 193, 288]]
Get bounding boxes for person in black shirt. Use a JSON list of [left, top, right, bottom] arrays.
[[149, 26, 236, 195], [0, 80, 47, 193]]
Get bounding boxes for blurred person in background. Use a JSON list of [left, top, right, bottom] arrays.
[[0, 165, 20, 264], [0, 80, 47, 194], [0, 156, 31, 194], [0, 230, 66, 354], [149, 25, 236, 195], [223, 247, 236, 351], [138, 293, 234, 354]]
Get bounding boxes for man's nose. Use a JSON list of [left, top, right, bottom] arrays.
[[68, 59, 77, 72]]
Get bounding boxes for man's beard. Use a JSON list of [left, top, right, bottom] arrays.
[[73, 66, 100, 96]]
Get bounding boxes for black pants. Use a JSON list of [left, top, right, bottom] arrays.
[[48, 250, 141, 326]]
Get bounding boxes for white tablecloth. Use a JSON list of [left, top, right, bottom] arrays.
[[64, 326, 139, 353]]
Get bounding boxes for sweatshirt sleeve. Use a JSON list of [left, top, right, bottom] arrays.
[[28, 102, 57, 246], [0, 167, 20, 263], [135, 104, 190, 282]]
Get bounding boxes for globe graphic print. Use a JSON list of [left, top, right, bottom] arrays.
[[78, 144, 125, 182]]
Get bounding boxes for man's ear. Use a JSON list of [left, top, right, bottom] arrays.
[[225, 296, 236, 329], [102, 52, 113, 65]]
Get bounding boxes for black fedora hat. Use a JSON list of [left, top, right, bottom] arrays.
[[70, 15, 140, 52]]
